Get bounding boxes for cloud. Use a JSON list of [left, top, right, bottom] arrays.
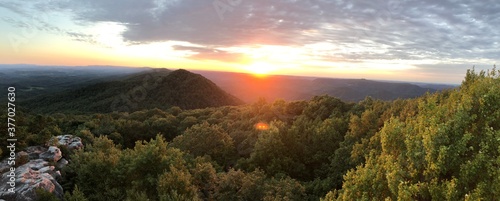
[[0, 1, 28, 16], [0, 0, 99, 44], [407, 63, 495, 83], [66, 32, 97, 44], [53, 0, 325, 46], [172, 45, 248, 63], [3, 0, 499, 64]]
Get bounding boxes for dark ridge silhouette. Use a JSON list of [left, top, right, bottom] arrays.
[[23, 69, 243, 114]]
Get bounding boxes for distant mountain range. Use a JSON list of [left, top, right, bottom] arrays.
[[0, 65, 146, 101], [193, 70, 457, 103], [308, 78, 433, 101], [0, 65, 458, 114]]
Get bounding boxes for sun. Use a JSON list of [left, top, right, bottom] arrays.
[[245, 62, 276, 77]]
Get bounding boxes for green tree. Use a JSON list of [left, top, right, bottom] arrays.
[[246, 120, 305, 178], [67, 136, 124, 201], [64, 185, 89, 201], [171, 122, 237, 166], [331, 69, 500, 200], [35, 188, 60, 201], [157, 166, 200, 201], [179, 116, 198, 130], [119, 135, 186, 200], [214, 169, 268, 201], [189, 160, 217, 200], [263, 176, 306, 201]]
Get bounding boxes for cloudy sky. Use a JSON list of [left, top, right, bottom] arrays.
[[1, 0, 499, 83]]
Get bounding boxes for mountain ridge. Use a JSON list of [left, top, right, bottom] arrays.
[[22, 69, 244, 114], [193, 70, 448, 103]]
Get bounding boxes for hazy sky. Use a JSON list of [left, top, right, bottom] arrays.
[[1, 0, 499, 83]]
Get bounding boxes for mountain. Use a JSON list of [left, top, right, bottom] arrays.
[[194, 70, 443, 103], [4, 65, 446, 113], [22, 69, 243, 114]]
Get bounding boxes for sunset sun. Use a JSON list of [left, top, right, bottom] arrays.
[[246, 62, 276, 77]]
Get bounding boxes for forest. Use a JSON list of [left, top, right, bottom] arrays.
[[1, 68, 499, 200], [20, 69, 243, 114]]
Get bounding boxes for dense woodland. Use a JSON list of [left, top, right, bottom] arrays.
[[21, 69, 243, 114], [1, 69, 499, 200]]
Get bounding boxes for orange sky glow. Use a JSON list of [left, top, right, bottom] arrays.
[[1, 1, 498, 84]]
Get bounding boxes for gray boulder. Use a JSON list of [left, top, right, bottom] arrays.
[[39, 146, 62, 163], [0, 159, 63, 201], [0, 135, 85, 201], [56, 158, 68, 169], [25, 146, 47, 160], [48, 135, 84, 150]]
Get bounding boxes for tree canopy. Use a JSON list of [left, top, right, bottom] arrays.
[[2, 68, 498, 200]]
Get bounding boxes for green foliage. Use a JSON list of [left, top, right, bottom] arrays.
[[68, 135, 206, 201], [331, 69, 500, 200], [15, 68, 500, 200], [157, 166, 200, 201], [67, 136, 124, 201], [125, 191, 150, 201], [75, 129, 94, 146], [23, 69, 243, 114], [171, 122, 237, 166], [35, 188, 60, 201], [119, 135, 186, 200], [64, 185, 89, 201], [213, 169, 305, 201], [246, 120, 304, 178], [213, 169, 266, 200], [189, 160, 218, 200], [264, 176, 306, 201], [0, 112, 61, 158]]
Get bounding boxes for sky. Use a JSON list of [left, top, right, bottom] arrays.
[[0, 0, 499, 84]]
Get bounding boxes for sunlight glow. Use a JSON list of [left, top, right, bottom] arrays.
[[255, 122, 269, 130], [87, 22, 127, 48], [245, 61, 277, 77]]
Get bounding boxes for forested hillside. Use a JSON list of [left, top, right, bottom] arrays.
[[22, 69, 243, 114], [326, 69, 500, 200], [1, 69, 498, 200]]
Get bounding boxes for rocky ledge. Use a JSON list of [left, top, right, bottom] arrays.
[[0, 135, 83, 201]]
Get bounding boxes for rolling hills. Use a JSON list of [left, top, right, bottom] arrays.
[[194, 70, 455, 103], [2, 65, 458, 114], [22, 69, 243, 114], [0, 65, 147, 101]]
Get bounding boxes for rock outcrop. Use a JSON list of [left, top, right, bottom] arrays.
[[0, 135, 84, 201], [39, 146, 62, 162], [25, 146, 46, 160], [48, 135, 84, 150], [0, 159, 64, 201]]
